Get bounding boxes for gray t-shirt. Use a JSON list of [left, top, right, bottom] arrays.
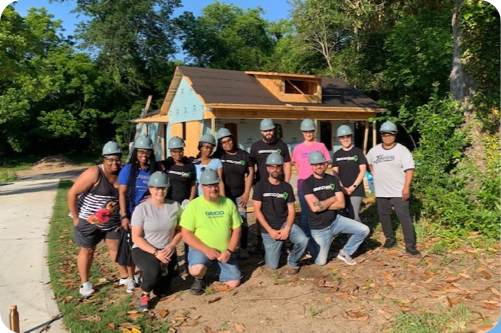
[[366, 143, 415, 198], [131, 199, 182, 249]]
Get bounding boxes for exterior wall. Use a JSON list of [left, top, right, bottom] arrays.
[[168, 77, 205, 124]]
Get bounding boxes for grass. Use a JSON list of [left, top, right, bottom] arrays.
[[47, 180, 171, 333], [390, 303, 471, 333], [0, 170, 17, 182]]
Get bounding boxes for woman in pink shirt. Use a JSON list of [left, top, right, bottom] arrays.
[[292, 119, 331, 253]]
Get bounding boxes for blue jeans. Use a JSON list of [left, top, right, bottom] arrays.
[[298, 189, 315, 255], [261, 223, 308, 269], [310, 215, 370, 266], [188, 249, 242, 282]]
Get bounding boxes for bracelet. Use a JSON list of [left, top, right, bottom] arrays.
[[226, 249, 235, 255], [153, 249, 158, 256], [120, 215, 128, 220]]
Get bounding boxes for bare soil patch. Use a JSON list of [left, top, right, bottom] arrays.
[[144, 225, 500, 333], [32, 155, 79, 170], [15, 156, 89, 181]]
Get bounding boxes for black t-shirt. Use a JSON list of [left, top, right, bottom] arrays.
[[332, 147, 368, 197], [213, 149, 254, 200], [249, 139, 291, 183], [302, 174, 342, 230], [252, 179, 295, 232], [164, 163, 196, 204]]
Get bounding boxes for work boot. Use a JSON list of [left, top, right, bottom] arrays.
[[383, 238, 397, 249], [190, 278, 206, 295], [405, 244, 422, 257]]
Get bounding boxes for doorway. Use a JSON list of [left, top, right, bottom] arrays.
[[224, 123, 238, 143], [320, 121, 332, 151]]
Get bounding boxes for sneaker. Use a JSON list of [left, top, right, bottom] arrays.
[[239, 248, 249, 259], [285, 265, 300, 275], [118, 277, 128, 286], [79, 281, 94, 297], [138, 294, 150, 312], [125, 277, 136, 293], [383, 238, 397, 249], [190, 278, 205, 295], [405, 245, 422, 257], [134, 274, 142, 286], [337, 249, 357, 265]]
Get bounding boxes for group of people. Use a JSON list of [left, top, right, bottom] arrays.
[[68, 117, 420, 311]]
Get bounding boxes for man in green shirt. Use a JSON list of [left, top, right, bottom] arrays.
[[180, 169, 242, 295]]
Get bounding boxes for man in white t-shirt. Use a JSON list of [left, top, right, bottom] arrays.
[[366, 121, 421, 257]]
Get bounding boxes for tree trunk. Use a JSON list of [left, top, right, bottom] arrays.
[[450, 0, 486, 184]]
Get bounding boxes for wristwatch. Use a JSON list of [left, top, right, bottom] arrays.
[[120, 215, 128, 220], [352, 184, 358, 189]]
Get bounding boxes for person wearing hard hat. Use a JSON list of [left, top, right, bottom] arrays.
[[118, 135, 159, 292], [303, 151, 370, 266], [250, 118, 292, 184], [252, 153, 308, 274], [68, 141, 134, 296], [180, 169, 242, 295], [291, 118, 331, 254], [213, 128, 254, 259], [161, 136, 196, 204], [194, 133, 225, 196], [366, 121, 420, 256], [332, 124, 368, 222], [131, 172, 183, 311]]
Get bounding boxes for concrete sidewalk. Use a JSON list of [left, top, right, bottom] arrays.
[[0, 179, 64, 333]]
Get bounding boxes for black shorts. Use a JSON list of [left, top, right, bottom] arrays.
[[74, 218, 120, 248]]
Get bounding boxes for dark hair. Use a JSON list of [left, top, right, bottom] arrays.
[[125, 148, 157, 212], [214, 136, 237, 157], [196, 142, 215, 159]]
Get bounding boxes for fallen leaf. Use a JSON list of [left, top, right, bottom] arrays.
[[156, 309, 169, 319], [204, 326, 215, 333], [208, 297, 221, 304], [290, 276, 299, 283], [490, 287, 500, 296], [234, 322, 246, 332], [128, 313, 143, 321], [107, 323, 116, 330], [80, 315, 101, 322], [174, 316, 187, 321], [466, 249, 484, 254], [325, 297, 332, 303]]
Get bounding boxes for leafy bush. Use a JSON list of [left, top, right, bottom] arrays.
[[410, 94, 500, 238]]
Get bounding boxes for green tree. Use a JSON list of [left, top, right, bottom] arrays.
[[290, 0, 351, 73], [175, 2, 274, 70]]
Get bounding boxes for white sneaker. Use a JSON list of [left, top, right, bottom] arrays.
[[119, 278, 128, 286], [337, 249, 357, 266], [125, 277, 136, 293], [79, 282, 94, 297]]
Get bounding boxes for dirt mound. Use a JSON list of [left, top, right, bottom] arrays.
[[32, 155, 78, 170]]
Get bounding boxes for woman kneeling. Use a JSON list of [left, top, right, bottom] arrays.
[[131, 171, 183, 311]]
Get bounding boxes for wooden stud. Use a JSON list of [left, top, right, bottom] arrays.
[[363, 121, 369, 155]]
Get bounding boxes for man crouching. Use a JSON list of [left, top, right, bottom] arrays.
[[180, 168, 242, 295]]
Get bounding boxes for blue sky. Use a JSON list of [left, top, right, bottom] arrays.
[[5, 0, 292, 60], [10, 0, 292, 27]]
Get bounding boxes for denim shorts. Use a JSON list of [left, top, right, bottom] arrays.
[[188, 248, 242, 282]]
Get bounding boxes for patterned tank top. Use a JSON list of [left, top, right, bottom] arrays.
[[77, 166, 120, 230]]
